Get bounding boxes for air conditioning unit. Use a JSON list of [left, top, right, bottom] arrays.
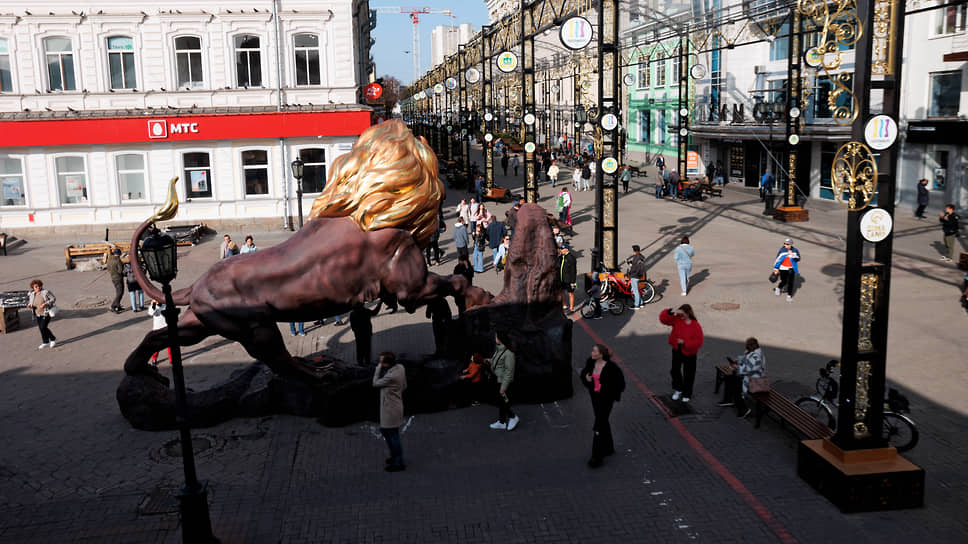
[[753, 65, 768, 74]]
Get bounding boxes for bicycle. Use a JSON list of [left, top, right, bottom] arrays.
[[794, 360, 919, 452], [580, 271, 655, 318]]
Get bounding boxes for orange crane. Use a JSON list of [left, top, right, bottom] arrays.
[[373, 6, 456, 82]]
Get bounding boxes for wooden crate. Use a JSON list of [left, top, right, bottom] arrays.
[[959, 252, 968, 271], [1, 307, 20, 334]]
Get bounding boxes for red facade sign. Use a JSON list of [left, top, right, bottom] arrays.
[[0, 110, 371, 147], [364, 82, 383, 101]]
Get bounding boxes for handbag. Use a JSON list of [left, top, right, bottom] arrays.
[[768, 271, 779, 283], [748, 376, 770, 394], [47, 304, 59, 318]]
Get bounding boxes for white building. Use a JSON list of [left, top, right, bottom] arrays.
[[0, 0, 375, 233], [484, 0, 515, 24], [430, 23, 475, 67]]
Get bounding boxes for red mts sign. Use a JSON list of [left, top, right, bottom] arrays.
[[364, 82, 383, 101]]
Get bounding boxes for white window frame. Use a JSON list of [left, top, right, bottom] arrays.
[[106, 35, 138, 90], [113, 152, 149, 203], [52, 154, 90, 206], [43, 36, 77, 92], [934, 5, 967, 37], [182, 150, 213, 199], [0, 154, 27, 207], [240, 147, 271, 197], [293, 146, 328, 194], [0, 37, 13, 93], [233, 34, 264, 88], [655, 53, 666, 87], [928, 70, 963, 118], [671, 48, 681, 86], [293, 33, 322, 87], [636, 57, 650, 89], [173, 35, 205, 89]]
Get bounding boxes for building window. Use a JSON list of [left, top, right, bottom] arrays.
[[298, 148, 327, 193], [657, 110, 667, 145], [655, 53, 666, 86], [935, 5, 967, 36], [929, 71, 962, 117], [770, 23, 790, 61], [1, 156, 26, 206], [637, 57, 650, 89], [242, 150, 269, 195], [174, 36, 203, 89], [234, 35, 262, 88], [183, 152, 212, 198], [671, 48, 680, 85], [294, 33, 321, 86], [116, 154, 146, 201], [55, 156, 88, 204], [814, 75, 852, 119], [0, 38, 11, 93], [637, 109, 651, 143], [44, 37, 76, 91], [107, 36, 137, 89]]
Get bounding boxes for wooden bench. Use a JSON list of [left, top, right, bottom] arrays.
[[751, 389, 833, 440], [64, 241, 131, 270], [700, 181, 723, 197]]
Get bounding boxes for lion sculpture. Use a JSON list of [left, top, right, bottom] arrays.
[[124, 120, 491, 381]]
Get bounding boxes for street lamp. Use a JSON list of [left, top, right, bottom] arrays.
[[139, 228, 215, 543], [291, 157, 305, 229]]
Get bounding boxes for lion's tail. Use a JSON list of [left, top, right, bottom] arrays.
[[130, 177, 192, 306]]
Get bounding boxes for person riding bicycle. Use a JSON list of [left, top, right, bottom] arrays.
[[625, 245, 647, 310], [587, 275, 604, 319]]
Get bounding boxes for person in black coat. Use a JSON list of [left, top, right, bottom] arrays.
[[581, 344, 626, 467], [350, 302, 382, 365], [915, 178, 929, 219], [557, 243, 578, 312]]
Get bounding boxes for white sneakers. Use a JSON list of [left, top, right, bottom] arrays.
[[681, 292, 687, 296], [786, 295, 793, 302], [49, 340, 56, 348], [681, 397, 691, 403], [507, 415, 519, 431], [489, 420, 505, 429], [489, 416, 520, 431], [38, 343, 48, 350], [671, 391, 682, 401], [774, 287, 781, 296], [39, 341, 57, 349]]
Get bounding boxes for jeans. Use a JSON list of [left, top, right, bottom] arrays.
[[289, 322, 304, 335], [36, 314, 56, 344], [491, 247, 502, 268], [551, 176, 557, 187], [472, 247, 485, 272], [582, 177, 590, 190], [128, 289, 144, 311], [380, 427, 404, 468], [630, 277, 641, 308], [670, 348, 696, 397], [667, 182, 677, 198], [677, 264, 692, 294], [655, 183, 663, 198]]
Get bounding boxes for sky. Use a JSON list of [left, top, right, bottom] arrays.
[[370, 1, 490, 86]]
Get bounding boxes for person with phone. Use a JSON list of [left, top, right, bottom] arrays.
[[718, 337, 766, 418]]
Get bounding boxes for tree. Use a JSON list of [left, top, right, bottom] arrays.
[[375, 75, 403, 117]]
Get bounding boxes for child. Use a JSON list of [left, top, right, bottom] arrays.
[[457, 353, 488, 406], [148, 299, 169, 365]]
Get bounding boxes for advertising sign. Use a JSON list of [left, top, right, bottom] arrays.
[[860, 208, 893, 242], [445, 77, 458, 90], [364, 82, 383, 101], [559, 16, 593, 50], [686, 150, 701, 174], [601, 157, 618, 174], [864, 114, 898, 150], [465, 67, 481, 84], [497, 51, 518, 72]]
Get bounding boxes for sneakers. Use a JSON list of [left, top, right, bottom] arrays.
[[774, 287, 781, 296], [717, 401, 735, 407], [507, 415, 519, 431], [786, 295, 793, 302], [681, 397, 691, 403], [681, 292, 687, 296], [739, 407, 752, 418], [489, 420, 506, 430], [671, 391, 682, 401], [38, 343, 49, 349], [940, 256, 952, 262], [298, 332, 306, 336], [48, 340, 56, 348]]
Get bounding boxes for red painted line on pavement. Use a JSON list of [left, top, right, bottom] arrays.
[[576, 318, 798, 544]]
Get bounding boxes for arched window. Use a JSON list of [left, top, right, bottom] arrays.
[[293, 33, 321, 86], [234, 35, 262, 87], [44, 37, 76, 91], [174, 36, 203, 88], [107, 36, 137, 89]]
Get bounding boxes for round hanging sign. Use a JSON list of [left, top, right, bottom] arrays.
[[446, 125, 453, 132], [559, 16, 593, 50], [581, 80, 591, 91], [434, 83, 445, 94], [524, 142, 536, 153], [690, 64, 707, 79], [601, 157, 619, 174], [623, 73, 635, 86], [864, 114, 898, 150], [364, 82, 383, 101], [679, 128, 688, 137], [859, 208, 893, 243], [445, 77, 458, 90], [574, 122, 581, 128], [465, 67, 481, 84], [600, 113, 619, 131], [484, 112, 494, 122], [484, 133, 494, 142], [804, 47, 823, 68], [788, 134, 800, 146], [524, 113, 536, 125], [789, 106, 801, 119], [497, 51, 518, 73], [461, 128, 468, 136], [679, 108, 689, 117]]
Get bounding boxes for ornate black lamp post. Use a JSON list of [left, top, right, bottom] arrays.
[[291, 157, 305, 229], [139, 229, 215, 543]]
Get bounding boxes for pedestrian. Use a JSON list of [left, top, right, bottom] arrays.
[[587, 275, 603, 319], [705, 161, 716, 188], [468, 197, 480, 231], [426, 298, 452, 356], [123, 259, 145, 312], [456, 198, 471, 226], [457, 353, 488, 406], [581, 161, 591, 191], [219, 234, 239, 259], [551, 225, 564, 248], [27, 279, 57, 349], [548, 160, 560, 188], [659, 304, 704, 403], [511, 154, 520, 176], [556, 187, 572, 226], [474, 175, 484, 203], [495, 234, 510, 274], [572, 165, 582, 190], [588, 160, 597, 189], [475, 202, 492, 228], [453, 255, 474, 314], [486, 333, 519, 431], [939, 204, 960, 262], [501, 153, 509, 176], [771, 237, 800, 301], [289, 321, 305, 336], [240, 235, 258, 254], [915, 179, 929, 219], [425, 212, 443, 266], [760, 170, 774, 202], [620, 165, 632, 193], [486, 219, 508, 270], [716, 160, 725, 185], [505, 201, 521, 234], [148, 299, 169, 365], [106, 248, 125, 313], [472, 223, 488, 273], [625, 245, 647, 309], [351, 302, 382, 365], [453, 216, 470, 260], [673, 236, 694, 296], [718, 337, 766, 418], [655, 154, 665, 172], [373, 351, 407, 472], [668, 170, 680, 199], [557, 134, 565, 152], [580, 344, 626, 468], [557, 243, 577, 312]]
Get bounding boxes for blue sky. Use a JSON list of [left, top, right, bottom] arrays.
[[370, 1, 490, 85]]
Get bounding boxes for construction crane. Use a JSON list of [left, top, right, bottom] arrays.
[[373, 6, 455, 83]]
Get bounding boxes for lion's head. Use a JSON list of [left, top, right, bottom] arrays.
[[308, 120, 442, 248]]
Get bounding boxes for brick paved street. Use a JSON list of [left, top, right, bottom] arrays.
[[1, 146, 967, 542]]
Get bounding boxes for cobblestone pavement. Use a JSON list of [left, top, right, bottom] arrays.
[[1, 145, 966, 542]]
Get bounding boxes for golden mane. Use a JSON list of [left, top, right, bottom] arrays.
[[307, 120, 442, 248]]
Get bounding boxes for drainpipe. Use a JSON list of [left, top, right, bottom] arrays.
[[274, 0, 292, 230]]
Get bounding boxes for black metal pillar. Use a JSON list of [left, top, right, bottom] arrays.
[[459, 44, 469, 178], [521, 0, 537, 203], [595, 0, 620, 271], [483, 27, 495, 191], [677, 38, 689, 180], [782, 11, 803, 209]]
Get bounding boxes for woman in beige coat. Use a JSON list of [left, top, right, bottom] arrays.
[[373, 352, 407, 471]]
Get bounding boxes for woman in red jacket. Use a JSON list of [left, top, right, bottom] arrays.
[[659, 304, 704, 402]]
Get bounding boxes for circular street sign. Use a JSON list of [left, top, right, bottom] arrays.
[[789, 106, 801, 119], [574, 122, 581, 128], [364, 82, 383, 101], [600, 113, 619, 131], [461, 128, 468, 136], [864, 114, 898, 150], [690, 64, 707, 80], [445, 77, 458, 90], [434, 83, 445, 94], [679, 128, 688, 137], [804, 47, 823, 68], [497, 51, 518, 72], [524, 113, 536, 125], [623, 73, 635, 86], [601, 157, 619, 174], [859, 208, 893, 242], [679, 108, 689, 117], [524, 142, 536, 153], [484, 112, 494, 122], [446, 125, 453, 132], [484, 133, 494, 142], [788, 134, 800, 146], [465, 67, 481, 84], [559, 16, 593, 50], [581, 80, 591, 91]]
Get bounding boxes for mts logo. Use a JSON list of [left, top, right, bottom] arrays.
[[147, 120, 200, 139]]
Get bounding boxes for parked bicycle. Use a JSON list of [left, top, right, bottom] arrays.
[[795, 360, 919, 452], [580, 271, 656, 318]]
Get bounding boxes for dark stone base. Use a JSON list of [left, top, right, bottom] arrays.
[[773, 206, 810, 222], [797, 439, 924, 513]]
